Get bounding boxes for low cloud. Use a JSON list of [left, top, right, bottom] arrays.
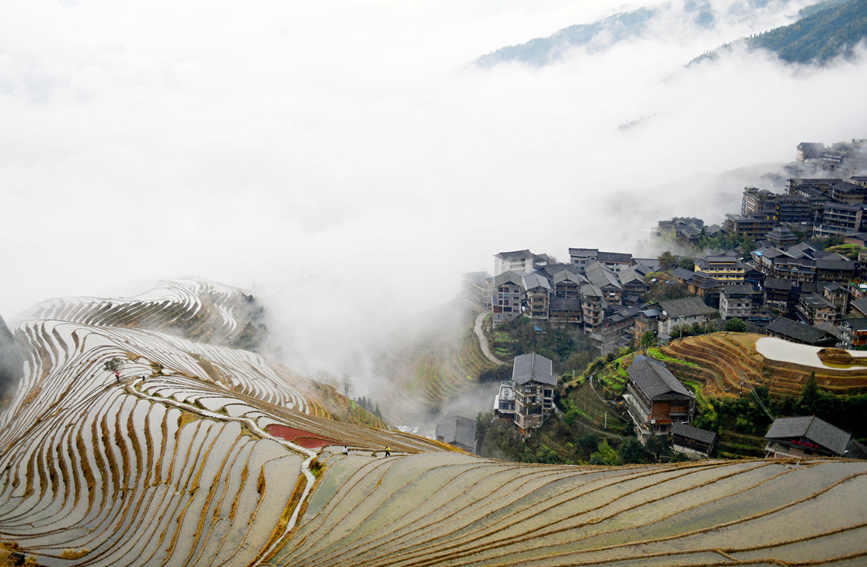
[[0, 0, 865, 392]]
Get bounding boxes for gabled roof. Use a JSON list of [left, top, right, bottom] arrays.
[[553, 271, 587, 286], [495, 249, 533, 260], [800, 292, 835, 310], [597, 251, 633, 264], [764, 278, 794, 291], [631, 260, 659, 275], [850, 297, 867, 317], [435, 416, 476, 450], [619, 268, 648, 287], [658, 297, 716, 319], [522, 273, 551, 291], [627, 355, 693, 401], [568, 248, 598, 257], [787, 242, 818, 258], [585, 262, 622, 291], [842, 317, 867, 331], [671, 422, 717, 445], [766, 317, 833, 345], [581, 284, 603, 298], [512, 353, 555, 386], [541, 263, 581, 279], [722, 284, 759, 297], [494, 271, 525, 288], [816, 258, 856, 271], [670, 267, 697, 282], [549, 297, 582, 312], [765, 416, 851, 456]]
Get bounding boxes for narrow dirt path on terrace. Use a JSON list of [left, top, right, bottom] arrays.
[[474, 310, 504, 365]]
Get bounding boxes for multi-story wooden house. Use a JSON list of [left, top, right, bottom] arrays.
[[492, 272, 524, 327], [511, 353, 556, 435], [623, 355, 695, 437]]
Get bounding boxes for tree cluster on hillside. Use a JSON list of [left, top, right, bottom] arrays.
[[475, 410, 682, 466], [477, 364, 513, 383], [0, 317, 23, 401], [747, 0, 867, 64], [230, 294, 269, 352], [694, 373, 867, 442], [655, 229, 757, 260], [354, 395, 383, 419], [494, 317, 593, 374]]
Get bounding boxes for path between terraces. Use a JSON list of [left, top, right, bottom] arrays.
[[474, 310, 503, 365]]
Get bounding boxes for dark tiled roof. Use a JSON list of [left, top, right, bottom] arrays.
[[495, 249, 533, 259], [627, 355, 692, 401], [766, 317, 831, 345], [568, 248, 598, 256], [816, 258, 856, 271], [512, 353, 555, 386], [552, 270, 586, 285], [764, 278, 794, 291], [597, 251, 633, 264], [550, 297, 582, 312], [842, 317, 867, 330], [658, 297, 716, 319], [722, 284, 759, 296], [671, 422, 717, 444], [670, 267, 697, 281], [581, 284, 603, 298], [765, 416, 851, 456], [522, 273, 551, 291], [585, 262, 622, 290], [850, 297, 867, 316], [494, 271, 525, 288], [435, 416, 476, 450]]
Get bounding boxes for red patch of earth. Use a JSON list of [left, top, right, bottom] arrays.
[[267, 424, 336, 449]]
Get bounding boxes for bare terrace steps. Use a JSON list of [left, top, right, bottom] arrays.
[[661, 333, 805, 397], [663, 333, 867, 397], [5, 283, 867, 567], [266, 456, 867, 567]]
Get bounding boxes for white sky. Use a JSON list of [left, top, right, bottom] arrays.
[[2, 0, 866, 376]]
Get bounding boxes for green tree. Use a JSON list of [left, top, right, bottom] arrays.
[[103, 357, 123, 372], [618, 437, 644, 464], [589, 439, 622, 466], [644, 434, 670, 461], [724, 318, 747, 332], [797, 372, 821, 415], [640, 331, 657, 349], [658, 251, 677, 271]]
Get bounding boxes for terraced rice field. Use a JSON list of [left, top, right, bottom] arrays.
[[2, 285, 866, 566], [373, 301, 495, 423], [661, 332, 867, 400]]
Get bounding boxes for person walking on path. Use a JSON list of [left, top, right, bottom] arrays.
[[343, 446, 348, 455], [384, 446, 391, 457]]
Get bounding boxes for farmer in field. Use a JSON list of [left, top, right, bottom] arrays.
[[343, 446, 348, 455], [384, 446, 390, 457]]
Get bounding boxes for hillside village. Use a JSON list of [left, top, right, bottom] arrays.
[[459, 139, 867, 462], [465, 140, 867, 353]]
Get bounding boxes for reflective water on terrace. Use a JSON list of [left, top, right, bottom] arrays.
[[756, 337, 867, 370]]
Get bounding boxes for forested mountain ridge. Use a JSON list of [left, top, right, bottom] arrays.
[[475, 0, 866, 68], [745, 0, 867, 64]]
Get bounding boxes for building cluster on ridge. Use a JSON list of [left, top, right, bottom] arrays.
[[460, 140, 867, 458], [464, 140, 867, 353]]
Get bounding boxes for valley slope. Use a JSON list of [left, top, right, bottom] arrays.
[[1, 280, 866, 566]]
